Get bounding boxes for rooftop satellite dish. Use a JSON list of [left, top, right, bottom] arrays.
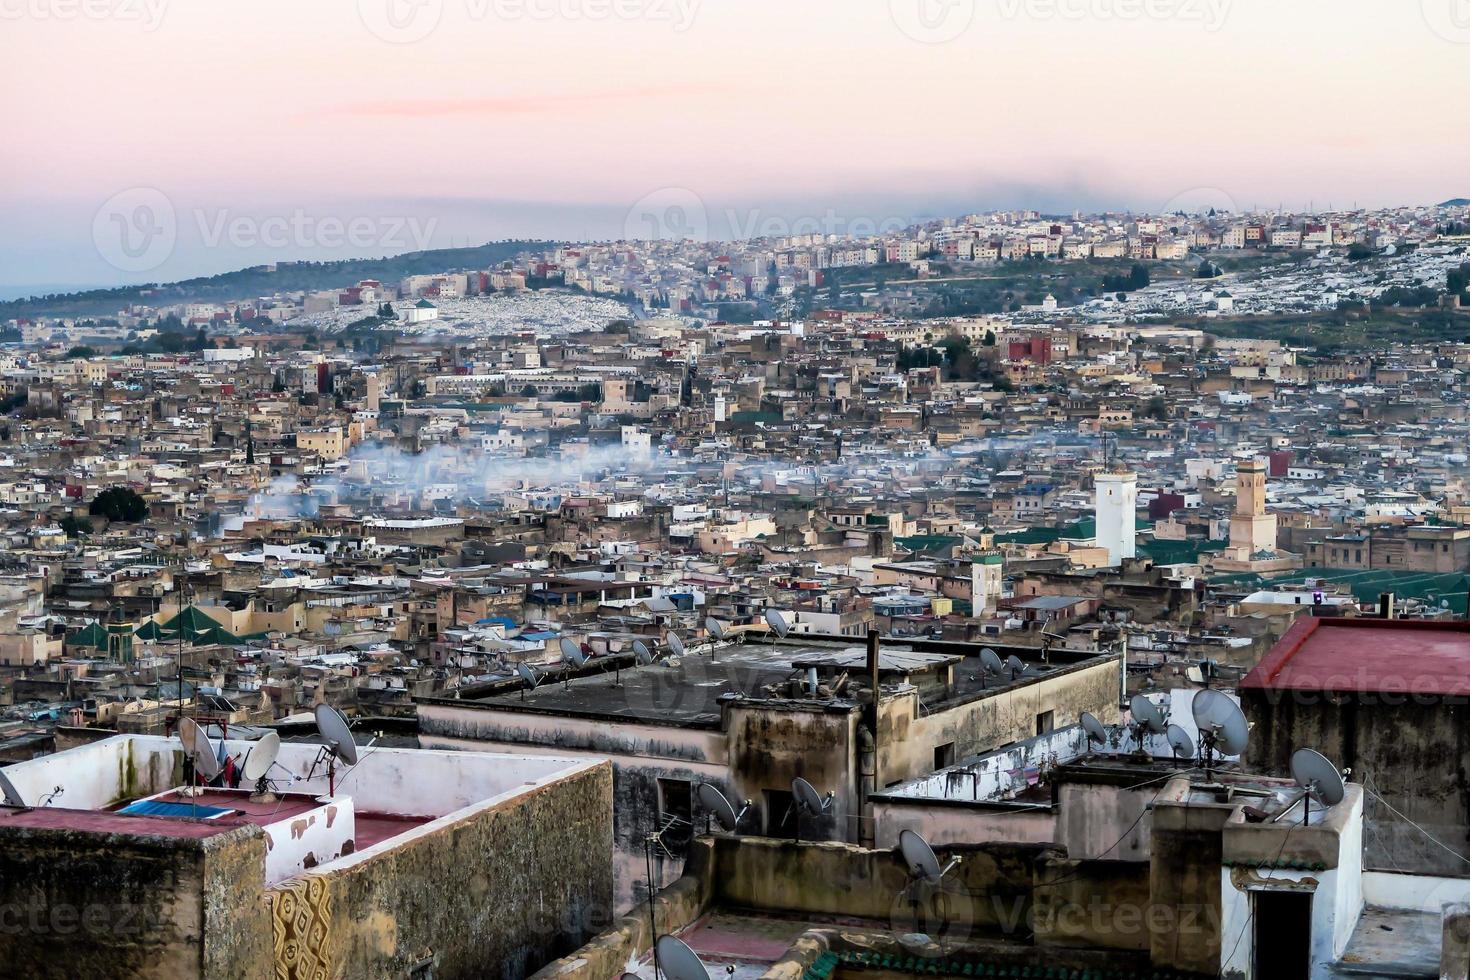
[[1288, 748, 1346, 824], [764, 609, 790, 639], [791, 776, 834, 843], [243, 731, 280, 803], [177, 716, 220, 792], [560, 637, 587, 666], [313, 703, 357, 795], [1003, 654, 1025, 679], [1080, 711, 1110, 749], [667, 633, 686, 658], [516, 662, 541, 690], [696, 783, 749, 833], [0, 768, 27, 808], [633, 640, 654, 666], [1166, 724, 1195, 760], [655, 936, 713, 980], [1130, 694, 1167, 735], [1191, 689, 1249, 773], [980, 648, 1004, 676], [898, 829, 962, 884], [706, 617, 727, 640]]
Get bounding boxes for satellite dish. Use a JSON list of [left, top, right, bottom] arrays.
[[1167, 724, 1195, 760], [177, 716, 221, 782], [0, 768, 27, 807], [655, 936, 711, 980], [668, 633, 686, 657], [764, 609, 790, 638], [1004, 654, 1025, 678], [1291, 748, 1345, 807], [1129, 694, 1167, 735], [697, 783, 748, 833], [898, 829, 960, 884], [1080, 711, 1109, 747], [314, 703, 358, 765], [632, 640, 653, 666], [980, 648, 1004, 675], [560, 637, 587, 666], [793, 777, 832, 816], [706, 617, 727, 640], [516, 662, 541, 689], [242, 731, 280, 783], [1191, 689, 1249, 769]]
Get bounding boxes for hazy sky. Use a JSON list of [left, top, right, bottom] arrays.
[[4, 0, 1469, 290]]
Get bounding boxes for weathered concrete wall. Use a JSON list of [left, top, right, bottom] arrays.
[[1031, 857, 1152, 952], [268, 760, 615, 980], [871, 800, 1056, 850], [1149, 783, 1230, 976], [879, 658, 1122, 788], [726, 701, 860, 841], [529, 839, 714, 980], [0, 822, 271, 980], [1242, 687, 1470, 875]]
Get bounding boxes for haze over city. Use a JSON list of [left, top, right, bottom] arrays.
[[4, 0, 1470, 288]]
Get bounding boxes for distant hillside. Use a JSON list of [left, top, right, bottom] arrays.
[[1, 240, 556, 321], [1441, 198, 1470, 207]]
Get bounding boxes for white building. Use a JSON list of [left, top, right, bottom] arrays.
[[1094, 470, 1138, 566]]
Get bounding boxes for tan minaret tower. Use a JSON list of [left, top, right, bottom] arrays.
[[1228, 458, 1277, 558]]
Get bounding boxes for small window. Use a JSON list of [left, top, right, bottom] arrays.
[[657, 778, 692, 852], [764, 788, 796, 837], [1036, 710, 1055, 735], [934, 742, 955, 769]]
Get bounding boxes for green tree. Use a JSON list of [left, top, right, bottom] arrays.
[[65, 345, 97, 359], [60, 515, 94, 538], [89, 486, 148, 522]]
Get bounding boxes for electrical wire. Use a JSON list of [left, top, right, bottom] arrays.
[[1364, 786, 1470, 869], [1220, 819, 1299, 972]]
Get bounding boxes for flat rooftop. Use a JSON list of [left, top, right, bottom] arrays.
[[439, 636, 1112, 726], [1242, 616, 1470, 696]]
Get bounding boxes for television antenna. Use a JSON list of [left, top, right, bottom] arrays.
[[176, 716, 220, 797], [1191, 689, 1248, 776], [790, 776, 833, 843], [1166, 724, 1196, 760], [243, 731, 281, 804], [696, 783, 750, 834], [1129, 694, 1166, 752], [764, 608, 790, 640], [312, 703, 357, 796], [1283, 748, 1346, 826]]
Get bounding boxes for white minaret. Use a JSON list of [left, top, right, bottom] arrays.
[[1095, 470, 1138, 567]]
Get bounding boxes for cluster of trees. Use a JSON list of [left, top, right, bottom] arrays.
[[897, 336, 1010, 388], [1196, 261, 1222, 279], [1102, 264, 1150, 293], [88, 486, 148, 523]]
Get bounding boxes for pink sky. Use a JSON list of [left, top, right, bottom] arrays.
[[3, 0, 1469, 286]]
